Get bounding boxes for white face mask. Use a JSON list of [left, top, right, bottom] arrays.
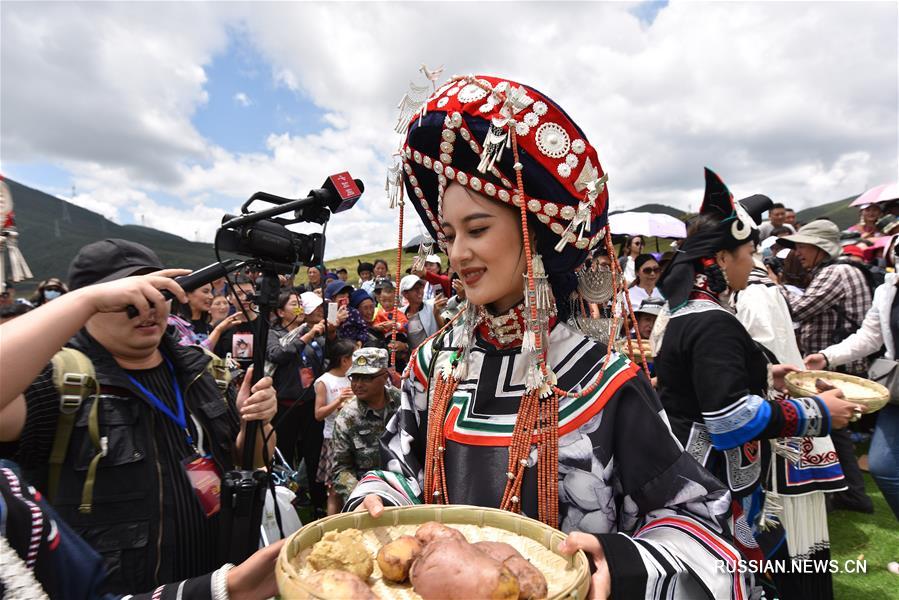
[[43, 289, 62, 300]]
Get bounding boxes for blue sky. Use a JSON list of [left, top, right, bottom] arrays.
[[191, 27, 326, 155]]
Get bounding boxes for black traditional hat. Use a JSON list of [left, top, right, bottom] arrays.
[[658, 168, 772, 310]]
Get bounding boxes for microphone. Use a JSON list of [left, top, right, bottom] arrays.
[[240, 173, 365, 215], [125, 259, 245, 319], [317, 172, 364, 213]]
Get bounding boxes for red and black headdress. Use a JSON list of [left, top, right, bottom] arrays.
[[397, 76, 610, 290]]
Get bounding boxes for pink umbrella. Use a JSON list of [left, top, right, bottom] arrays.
[[850, 182, 899, 207]]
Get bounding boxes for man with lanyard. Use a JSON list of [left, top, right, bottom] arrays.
[[0, 239, 278, 595]]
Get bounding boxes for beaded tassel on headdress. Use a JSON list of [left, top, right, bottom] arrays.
[[385, 158, 404, 209], [452, 302, 479, 381]]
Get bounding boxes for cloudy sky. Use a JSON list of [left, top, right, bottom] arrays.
[[2, 1, 896, 258]]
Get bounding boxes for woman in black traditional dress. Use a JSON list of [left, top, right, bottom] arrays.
[[347, 74, 761, 599], [654, 168, 863, 599]]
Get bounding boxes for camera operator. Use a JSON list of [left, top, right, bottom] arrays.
[[0, 239, 277, 596]]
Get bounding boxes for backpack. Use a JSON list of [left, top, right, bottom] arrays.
[[46, 346, 233, 513]]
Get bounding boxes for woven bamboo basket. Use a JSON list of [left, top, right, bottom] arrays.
[[785, 371, 889, 412], [615, 339, 652, 361], [276, 504, 590, 600]]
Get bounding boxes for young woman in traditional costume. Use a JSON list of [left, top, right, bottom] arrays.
[[349, 75, 753, 598], [653, 168, 863, 599]]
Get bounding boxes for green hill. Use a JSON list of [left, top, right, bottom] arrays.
[[795, 194, 861, 230], [610, 203, 687, 219]]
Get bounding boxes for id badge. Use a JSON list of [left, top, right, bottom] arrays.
[[182, 455, 221, 517]]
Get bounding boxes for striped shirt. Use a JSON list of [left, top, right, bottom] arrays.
[[782, 261, 872, 376]]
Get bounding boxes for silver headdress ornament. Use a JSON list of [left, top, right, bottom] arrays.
[[419, 64, 445, 93], [395, 81, 432, 134], [385, 156, 404, 209], [555, 159, 608, 252]]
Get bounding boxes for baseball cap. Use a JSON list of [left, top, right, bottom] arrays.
[[325, 280, 353, 300], [68, 239, 164, 291], [299, 291, 323, 315], [346, 347, 389, 376], [399, 274, 423, 293], [425, 255, 442, 266], [841, 245, 865, 259]]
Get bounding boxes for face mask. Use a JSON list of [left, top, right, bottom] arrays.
[[43, 290, 62, 300]]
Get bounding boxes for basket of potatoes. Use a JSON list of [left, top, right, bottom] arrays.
[[276, 504, 591, 600]]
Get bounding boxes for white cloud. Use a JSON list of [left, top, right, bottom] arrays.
[[233, 91, 252, 107], [1, 1, 896, 260]]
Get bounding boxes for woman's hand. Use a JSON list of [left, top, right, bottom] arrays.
[[770, 364, 800, 392], [452, 278, 466, 300], [433, 296, 448, 316], [337, 387, 355, 406], [215, 312, 244, 333], [336, 305, 349, 326], [354, 493, 385, 518], [387, 340, 407, 352], [817, 387, 864, 429], [804, 353, 828, 370], [558, 532, 611, 599], [305, 321, 326, 339], [226, 539, 284, 600], [236, 366, 277, 424]]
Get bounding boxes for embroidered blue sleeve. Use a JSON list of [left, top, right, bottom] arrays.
[[703, 394, 771, 450]]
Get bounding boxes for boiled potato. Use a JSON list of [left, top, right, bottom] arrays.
[[414, 521, 467, 546], [475, 541, 548, 600], [307, 529, 374, 579], [411, 539, 519, 600], [377, 535, 423, 583], [303, 569, 379, 600]]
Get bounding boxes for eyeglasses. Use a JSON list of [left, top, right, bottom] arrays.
[[640, 267, 661, 274]]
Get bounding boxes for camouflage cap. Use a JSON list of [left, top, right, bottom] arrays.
[[347, 347, 389, 376]]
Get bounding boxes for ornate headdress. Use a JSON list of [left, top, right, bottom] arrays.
[[657, 167, 772, 310], [385, 73, 635, 526], [388, 74, 613, 391]]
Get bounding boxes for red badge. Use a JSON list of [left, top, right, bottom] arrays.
[[182, 456, 221, 517]]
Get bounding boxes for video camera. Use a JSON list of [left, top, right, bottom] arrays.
[[217, 172, 364, 272]]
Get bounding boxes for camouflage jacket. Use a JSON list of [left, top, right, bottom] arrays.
[[330, 386, 401, 500]]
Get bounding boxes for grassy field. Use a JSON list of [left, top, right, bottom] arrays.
[[297, 248, 422, 287], [830, 473, 899, 598]]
